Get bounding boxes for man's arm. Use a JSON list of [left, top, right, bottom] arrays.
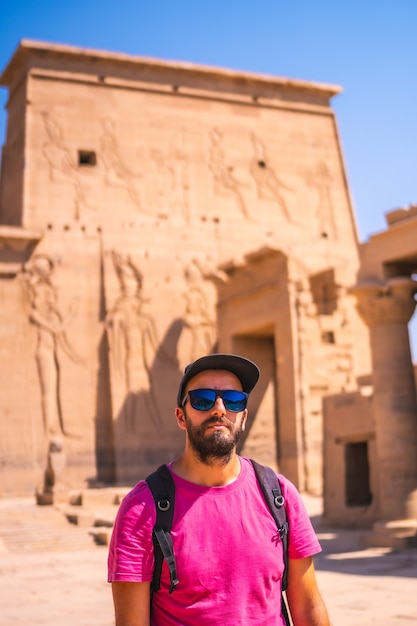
[[111, 581, 151, 626], [285, 556, 330, 626]]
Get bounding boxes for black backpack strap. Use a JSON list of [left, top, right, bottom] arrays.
[[145, 464, 179, 594], [250, 459, 290, 626]]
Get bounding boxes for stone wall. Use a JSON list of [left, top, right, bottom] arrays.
[[0, 41, 368, 497], [324, 205, 417, 530]]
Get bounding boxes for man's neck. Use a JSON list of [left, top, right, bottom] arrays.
[[172, 450, 241, 486]]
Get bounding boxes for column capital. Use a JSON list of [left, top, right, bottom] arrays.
[[351, 277, 417, 326]]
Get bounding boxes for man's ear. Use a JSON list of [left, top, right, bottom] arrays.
[[175, 407, 186, 430], [241, 408, 248, 431]]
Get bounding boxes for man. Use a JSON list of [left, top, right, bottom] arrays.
[[108, 353, 330, 625]]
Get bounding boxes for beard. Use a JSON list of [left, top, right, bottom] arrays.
[[184, 410, 244, 465]]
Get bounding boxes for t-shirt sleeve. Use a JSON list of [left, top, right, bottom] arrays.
[[107, 481, 156, 582], [279, 475, 322, 560]]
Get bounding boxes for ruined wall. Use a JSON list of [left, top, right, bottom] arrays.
[[323, 208, 417, 529], [0, 42, 369, 494], [323, 388, 379, 527], [0, 233, 103, 496], [215, 250, 368, 494]]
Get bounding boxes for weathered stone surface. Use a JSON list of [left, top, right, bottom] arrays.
[[326, 210, 417, 534], [0, 41, 415, 535]]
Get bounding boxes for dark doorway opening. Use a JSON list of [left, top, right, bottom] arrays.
[[344, 441, 372, 507], [232, 333, 279, 469]]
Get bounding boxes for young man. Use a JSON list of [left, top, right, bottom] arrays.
[[108, 353, 330, 626]]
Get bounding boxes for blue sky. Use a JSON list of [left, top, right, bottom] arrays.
[[0, 0, 416, 354]]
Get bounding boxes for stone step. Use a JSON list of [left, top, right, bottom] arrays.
[[67, 486, 131, 508], [0, 485, 131, 553], [90, 526, 113, 546], [63, 504, 117, 528], [0, 498, 104, 553], [361, 519, 417, 549]]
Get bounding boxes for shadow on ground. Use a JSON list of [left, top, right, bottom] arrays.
[[308, 513, 417, 579]]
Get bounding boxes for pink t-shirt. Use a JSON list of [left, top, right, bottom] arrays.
[[108, 456, 321, 625]]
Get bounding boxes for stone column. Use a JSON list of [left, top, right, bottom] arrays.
[[352, 277, 417, 528]]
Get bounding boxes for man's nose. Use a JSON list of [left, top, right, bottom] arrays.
[[211, 395, 226, 415]]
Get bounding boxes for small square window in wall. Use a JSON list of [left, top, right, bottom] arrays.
[[78, 150, 97, 166], [321, 331, 335, 344]]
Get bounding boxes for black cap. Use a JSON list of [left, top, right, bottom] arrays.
[[177, 353, 260, 406]]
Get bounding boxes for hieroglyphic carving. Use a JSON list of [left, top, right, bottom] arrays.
[[106, 250, 161, 431], [19, 253, 84, 438], [293, 277, 322, 491], [301, 161, 337, 238], [41, 112, 95, 219], [295, 278, 326, 388], [208, 128, 249, 217], [177, 259, 216, 370], [249, 133, 293, 222], [100, 117, 143, 210], [151, 128, 190, 220], [296, 273, 356, 397]]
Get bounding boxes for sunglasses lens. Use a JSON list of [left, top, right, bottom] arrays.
[[188, 389, 216, 411], [222, 390, 247, 412], [187, 389, 247, 412]]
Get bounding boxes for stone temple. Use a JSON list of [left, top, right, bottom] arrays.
[[0, 41, 416, 543]]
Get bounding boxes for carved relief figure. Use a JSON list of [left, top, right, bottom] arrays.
[[249, 133, 293, 222], [151, 128, 190, 220], [177, 259, 216, 370], [19, 254, 84, 438], [100, 117, 143, 209], [302, 161, 337, 239], [106, 251, 161, 431], [41, 112, 94, 219], [208, 127, 249, 217]]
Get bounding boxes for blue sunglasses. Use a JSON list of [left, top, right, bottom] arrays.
[[183, 388, 248, 412]]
